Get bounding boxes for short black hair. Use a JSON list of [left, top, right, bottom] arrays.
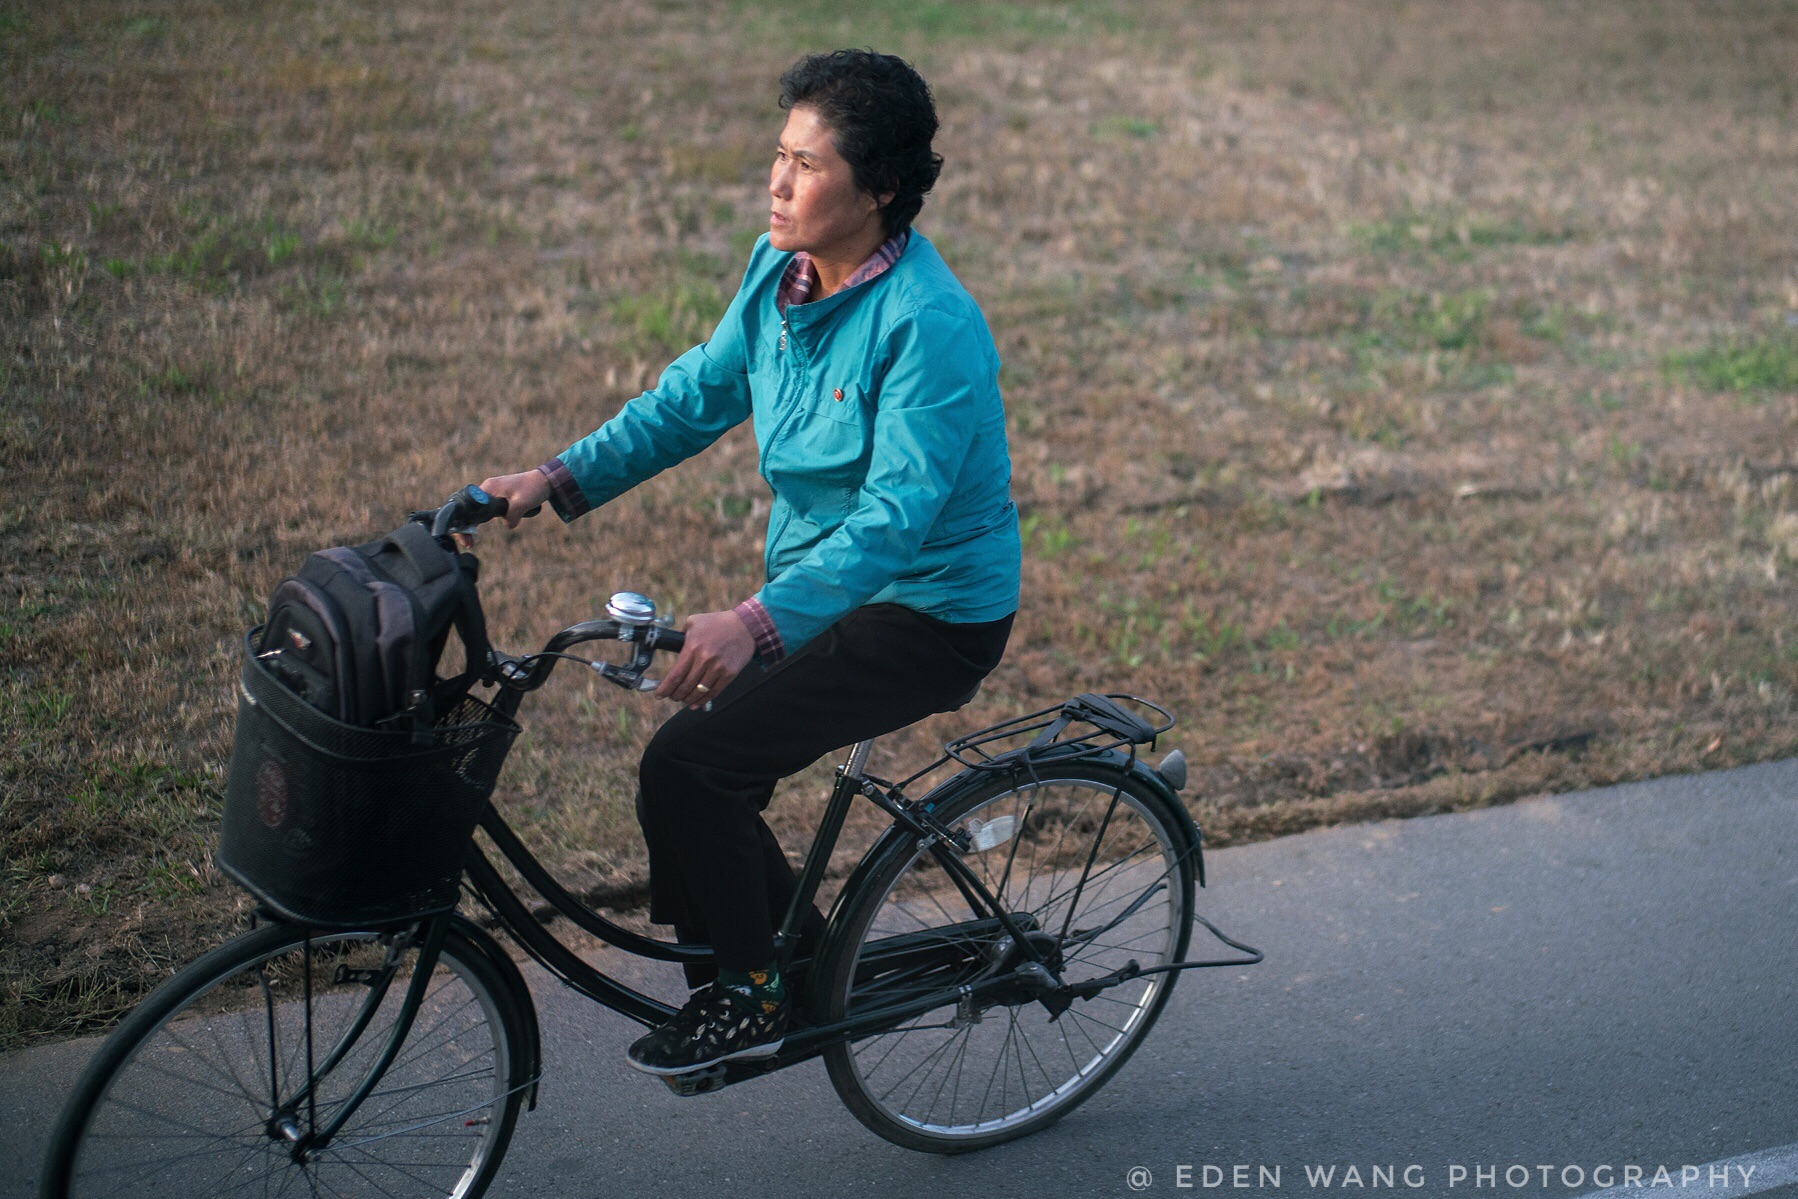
[[778, 49, 943, 238]]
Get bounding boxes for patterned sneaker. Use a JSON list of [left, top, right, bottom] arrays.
[[625, 983, 790, 1076]]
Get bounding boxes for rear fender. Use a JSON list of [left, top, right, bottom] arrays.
[[1114, 750, 1205, 888], [808, 753, 1206, 1011]]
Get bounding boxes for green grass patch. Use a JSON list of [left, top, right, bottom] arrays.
[[1181, 605, 1247, 661], [611, 280, 728, 355], [0, 603, 55, 650], [1348, 288, 1502, 392], [136, 360, 213, 397], [1095, 593, 1166, 667], [1018, 511, 1081, 558], [20, 688, 71, 729], [286, 270, 347, 317], [1355, 208, 1573, 260], [341, 217, 397, 250], [19, 99, 70, 126], [729, 227, 766, 261], [1093, 115, 1158, 141], [1663, 332, 1798, 398], [130, 214, 310, 290], [1351, 288, 1494, 360], [1374, 288, 1491, 351], [1518, 301, 1612, 346], [1325, 578, 1454, 640], [120, 15, 166, 39]]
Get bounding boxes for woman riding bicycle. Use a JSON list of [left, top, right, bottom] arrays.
[[476, 49, 1022, 1075]]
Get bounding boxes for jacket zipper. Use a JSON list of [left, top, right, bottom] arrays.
[[765, 313, 817, 464]]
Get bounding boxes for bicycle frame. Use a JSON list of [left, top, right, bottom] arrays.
[[262, 579, 1264, 1126], [460, 740, 1070, 1058], [252, 727, 1257, 1147]]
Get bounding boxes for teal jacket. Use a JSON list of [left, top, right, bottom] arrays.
[[549, 231, 1021, 655]]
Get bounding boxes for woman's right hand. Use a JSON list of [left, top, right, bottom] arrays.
[[477, 470, 553, 529]]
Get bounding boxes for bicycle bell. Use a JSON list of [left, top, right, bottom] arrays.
[[606, 591, 656, 626]]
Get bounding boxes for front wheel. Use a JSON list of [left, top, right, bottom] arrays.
[[40, 916, 531, 1199], [818, 760, 1196, 1153]]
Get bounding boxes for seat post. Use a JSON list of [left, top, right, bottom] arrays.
[[843, 739, 874, 780], [774, 737, 876, 966]]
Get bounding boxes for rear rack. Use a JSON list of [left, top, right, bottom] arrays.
[[942, 692, 1174, 772]]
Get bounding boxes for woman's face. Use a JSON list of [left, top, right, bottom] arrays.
[[768, 105, 887, 257]]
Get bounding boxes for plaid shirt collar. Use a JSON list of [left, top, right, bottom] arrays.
[[775, 229, 909, 314]]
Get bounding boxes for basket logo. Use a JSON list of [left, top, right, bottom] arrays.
[[255, 760, 289, 829]]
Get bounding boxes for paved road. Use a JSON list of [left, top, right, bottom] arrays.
[[5, 761, 1796, 1198]]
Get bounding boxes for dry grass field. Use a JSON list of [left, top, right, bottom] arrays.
[[5, 0, 1798, 1046]]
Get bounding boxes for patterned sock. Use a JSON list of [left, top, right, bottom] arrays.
[[717, 964, 787, 1015]]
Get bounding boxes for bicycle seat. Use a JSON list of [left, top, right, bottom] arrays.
[[938, 681, 980, 712]]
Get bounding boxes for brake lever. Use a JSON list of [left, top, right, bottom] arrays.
[[592, 660, 657, 692]]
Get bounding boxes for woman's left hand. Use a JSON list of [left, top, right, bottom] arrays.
[[657, 610, 756, 709]]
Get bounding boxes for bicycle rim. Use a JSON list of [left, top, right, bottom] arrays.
[[48, 921, 522, 1199], [825, 765, 1193, 1149]]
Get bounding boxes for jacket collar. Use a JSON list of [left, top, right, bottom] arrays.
[[776, 229, 909, 316]]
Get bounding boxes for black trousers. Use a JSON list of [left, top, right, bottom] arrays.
[[635, 603, 1013, 981]]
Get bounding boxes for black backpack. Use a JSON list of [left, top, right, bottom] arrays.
[[256, 521, 490, 731]]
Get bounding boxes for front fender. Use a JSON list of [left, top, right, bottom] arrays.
[[446, 914, 542, 1110]]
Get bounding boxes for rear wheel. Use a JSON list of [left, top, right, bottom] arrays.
[[818, 761, 1196, 1153], [40, 917, 530, 1199]]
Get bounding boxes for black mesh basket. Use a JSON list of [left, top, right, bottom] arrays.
[[218, 630, 519, 929]]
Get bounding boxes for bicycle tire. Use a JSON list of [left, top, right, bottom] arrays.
[[818, 759, 1196, 1153], [39, 916, 531, 1199]]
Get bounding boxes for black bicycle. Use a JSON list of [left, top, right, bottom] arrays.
[[38, 487, 1261, 1198]]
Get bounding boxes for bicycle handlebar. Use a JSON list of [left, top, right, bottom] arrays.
[[415, 485, 543, 539], [492, 620, 685, 697], [408, 486, 683, 701]]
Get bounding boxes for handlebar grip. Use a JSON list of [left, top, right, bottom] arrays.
[[433, 486, 542, 537], [654, 628, 685, 653], [489, 497, 543, 520]]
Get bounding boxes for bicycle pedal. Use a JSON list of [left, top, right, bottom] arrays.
[[660, 1063, 729, 1097]]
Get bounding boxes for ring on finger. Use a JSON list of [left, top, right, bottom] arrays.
[[694, 682, 710, 694]]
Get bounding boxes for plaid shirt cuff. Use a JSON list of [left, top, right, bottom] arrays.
[[537, 457, 589, 522], [732, 597, 785, 664]]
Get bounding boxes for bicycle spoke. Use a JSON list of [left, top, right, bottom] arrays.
[[57, 927, 517, 1199], [972, 1010, 1016, 1119], [833, 768, 1192, 1148], [210, 1149, 308, 1199], [340, 1038, 494, 1133], [945, 1021, 975, 1126], [896, 1032, 960, 1117], [873, 1028, 963, 1107], [378, 990, 484, 1078], [1030, 842, 1162, 924], [854, 1022, 924, 1079], [331, 1142, 462, 1195], [1016, 1014, 1062, 1100], [157, 1019, 260, 1103], [81, 1122, 264, 1191], [198, 1133, 278, 1199], [922, 1025, 974, 1127], [131, 1055, 270, 1105], [1063, 1003, 1131, 1040]]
